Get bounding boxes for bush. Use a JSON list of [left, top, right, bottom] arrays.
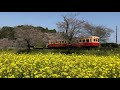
[[101, 43, 119, 48]]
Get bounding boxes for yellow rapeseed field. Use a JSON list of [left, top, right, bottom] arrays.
[[0, 50, 120, 78]]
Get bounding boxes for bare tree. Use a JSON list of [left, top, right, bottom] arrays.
[[14, 25, 44, 50], [56, 13, 85, 44], [83, 22, 114, 43]]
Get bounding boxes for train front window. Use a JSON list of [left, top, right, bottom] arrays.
[[83, 39, 85, 42], [98, 39, 99, 42], [94, 39, 96, 42], [96, 39, 98, 42], [86, 39, 89, 42]]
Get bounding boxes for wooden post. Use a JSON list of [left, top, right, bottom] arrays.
[[116, 26, 117, 44]]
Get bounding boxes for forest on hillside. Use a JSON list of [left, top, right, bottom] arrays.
[[0, 25, 58, 50]]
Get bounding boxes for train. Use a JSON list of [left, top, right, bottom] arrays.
[[47, 36, 100, 49]]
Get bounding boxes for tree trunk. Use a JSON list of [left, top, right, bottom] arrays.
[[26, 40, 30, 51]]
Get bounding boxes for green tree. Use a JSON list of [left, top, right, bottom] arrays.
[[0, 26, 15, 39]]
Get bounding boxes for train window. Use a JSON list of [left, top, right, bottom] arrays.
[[98, 39, 99, 42], [86, 39, 89, 42], [60, 41, 61, 44], [96, 39, 98, 42], [62, 41, 64, 43], [94, 39, 96, 42], [80, 40, 81, 42], [65, 41, 66, 43], [83, 39, 85, 42], [56, 41, 57, 43]]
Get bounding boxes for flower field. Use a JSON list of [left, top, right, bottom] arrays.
[[0, 50, 120, 78]]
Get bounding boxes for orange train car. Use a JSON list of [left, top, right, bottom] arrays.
[[72, 36, 100, 48], [47, 39, 70, 48], [47, 36, 100, 48]]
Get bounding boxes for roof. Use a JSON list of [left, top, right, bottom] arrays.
[[79, 36, 99, 39]]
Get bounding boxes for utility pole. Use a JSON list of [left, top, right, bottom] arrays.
[[116, 26, 117, 44]]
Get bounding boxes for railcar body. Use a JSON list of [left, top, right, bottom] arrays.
[[47, 36, 100, 48], [47, 39, 70, 48], [72, 36, 100, 48]]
